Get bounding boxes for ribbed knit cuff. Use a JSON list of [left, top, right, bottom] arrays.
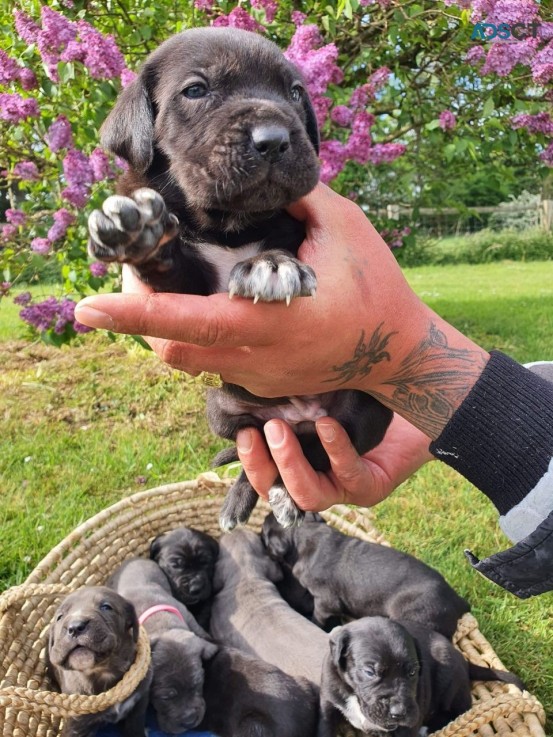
[[429, 351, 553, 515]]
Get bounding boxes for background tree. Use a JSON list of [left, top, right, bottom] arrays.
[[1, 0, 552, 343]]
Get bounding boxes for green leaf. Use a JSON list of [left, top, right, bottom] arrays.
[[58, 62, 75, 84], [482, 97, 495, 117]]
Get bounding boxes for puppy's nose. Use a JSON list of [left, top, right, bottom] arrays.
[[251, 125, 290, 162], [67, 618, 90, 637], [389, 704, 407, 720]]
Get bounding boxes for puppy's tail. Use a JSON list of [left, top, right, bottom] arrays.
[[468, 663, 525, 691], [211, 446, 239, 468]]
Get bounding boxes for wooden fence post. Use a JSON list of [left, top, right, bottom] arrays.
[[540, 200, 553, 232]]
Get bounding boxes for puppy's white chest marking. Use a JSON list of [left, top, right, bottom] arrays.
[[340, 696, 384, 733], [109, 689, 142, 721], [196, 241, 262, 293]]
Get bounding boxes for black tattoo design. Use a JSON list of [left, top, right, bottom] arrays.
[[328, 322, 488, 439]]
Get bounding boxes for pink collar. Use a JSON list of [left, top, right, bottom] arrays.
[[138, 604, 186, 626]]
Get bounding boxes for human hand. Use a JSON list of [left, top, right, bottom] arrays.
[[76, 183, 488, 438], [234, 413, 434, 510]]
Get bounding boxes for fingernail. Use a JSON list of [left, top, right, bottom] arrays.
[[318, 422, 335, 443], [265, 421, 285, 449], [236, 429, 252, 454], [74, 305, 114, 330]]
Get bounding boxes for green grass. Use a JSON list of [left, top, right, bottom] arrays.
[[1, 261, 552, 730]]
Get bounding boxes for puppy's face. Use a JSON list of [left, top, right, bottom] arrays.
[[330, 618, 421, 734], [48, 586, 138, 688], [101, 27, 320, 216], [150, 631, 218, 734], [150, 528, 219, 607], [261, 512, 294, 561]]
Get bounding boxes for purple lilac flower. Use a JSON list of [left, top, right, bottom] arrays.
[[0, 50, 20, 85], [367, 142, 407, 165], [539, 142, 553, 166], [114, 156, 129, 172], [60, 40, 86, 63], [73, 320, 93, 333], [89, 261, 108, 277], [31, 237, 52, 255], [120, 68, 137, 87], [331, 105, 353, 127], [61, 183, 89, 207], [251, 0, 278, 23], [13, 291, 32, 306], [5, 209, 26, 226], [213, 7, 266, 32], [63, 149, 94, 186], [40, 6, 76, 51], [439, 110, 457, 130], [481, 41, 534, 76], [13, 161, 39, 180], [19, 296, 89, 334], [352, 111, 375, 133], [319, 140, 347, 183], [464, 46, 486, 65], [1, 224, 17, 240], [291, 11, 307, 26], [484, 0, 539, 27], [47, 208, 76, 242], [76, 21, 126, 79], [195, 0, 215, 9], [0, 282, 11, 295], [368, 67, 391, 92], [532, 40, 553, 84], [89, 148, 114, 182], [0, 92, 40, 123], [46, 115, 74, 152], [345, 132, 372, 164], [511, 112, 553, 135], [18, 67, 38, 90], [13, 10, 40, 45]]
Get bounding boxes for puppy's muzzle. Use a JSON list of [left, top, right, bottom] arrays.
[[66, 617, 90, 638], [251, 124, 290, 163]]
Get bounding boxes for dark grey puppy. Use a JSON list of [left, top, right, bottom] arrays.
[[109, 558, 215, 733], [47, 586, 151, 737], [87, 26, 392, 532], [261, 512, 470, 638], [210, 528, 328, 688], [318, 616, 525, 737], [150, 526, 219, 629]]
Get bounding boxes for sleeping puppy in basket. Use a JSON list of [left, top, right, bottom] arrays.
[[47, 586, 151, 737], [261, 512, 470, 639], [317, 616, 525, 737], [87, 26, 393, 533], [110, 557, 317, 736], [149, 526, 219, 630], [210, 528, 329, 689]]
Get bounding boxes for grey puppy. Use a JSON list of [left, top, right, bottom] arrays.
[[109, 558, 216, 733], [47, 586, 151, 737], [149, 526, 219, 629], [111, 558, 317, 736], [318, 616, 525, 737], [261, 512, 470, 638], [87, 26, 392, 532], [210, 528, 328, 688]]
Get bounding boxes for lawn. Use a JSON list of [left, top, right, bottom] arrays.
[[1, 260, 552, 730]]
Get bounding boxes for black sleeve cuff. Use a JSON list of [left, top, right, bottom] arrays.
[[429, 351, 553, 515]]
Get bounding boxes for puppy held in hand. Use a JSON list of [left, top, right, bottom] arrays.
[[150, 526, 219, 630], [210, 528, 328, 688], [262, 512, 469, 638], [318, 616, 525, 737], [88, 26, 392, 532], [109, 558, 214, 733], [47, 586, 151, 737]]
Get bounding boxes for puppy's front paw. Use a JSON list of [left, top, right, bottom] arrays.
[[268, 485, 305, 528], [88, 187, 179, 265], [228, 250, 316, 305]]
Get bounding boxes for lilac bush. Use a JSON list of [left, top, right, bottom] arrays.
[[0, 0, 552, 344]]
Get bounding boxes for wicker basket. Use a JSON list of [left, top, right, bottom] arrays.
[[0, 474, 546, 737]]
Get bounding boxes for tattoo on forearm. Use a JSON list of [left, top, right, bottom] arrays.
[[326, 322, 488, 438]]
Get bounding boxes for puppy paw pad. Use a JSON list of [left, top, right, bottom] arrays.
[[228, 252, 316, 304], [268, 486, 305, 528]]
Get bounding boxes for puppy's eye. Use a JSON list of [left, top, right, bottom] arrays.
[[183, 83, 209, 99], [159, 688, 178, 700], [291, 84, 304, 102], [363, 665, 376, 678], [408, 667, 418, 678], [99, 602, 113, 612], [56, 613, 63, 622]]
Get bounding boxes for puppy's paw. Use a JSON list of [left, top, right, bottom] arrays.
[[228, 250, 316, 305], [219, 474, 259, 532], [88, 187, 179, 265], [268, 486, 305, 528]]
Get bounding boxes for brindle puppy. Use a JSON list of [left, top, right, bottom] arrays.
[[88, 26, 392, 532], [47, 586, 151, 737]]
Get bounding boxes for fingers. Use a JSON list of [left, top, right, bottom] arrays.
[[74, 291, 280, 347], [235, 428, 278, 501]]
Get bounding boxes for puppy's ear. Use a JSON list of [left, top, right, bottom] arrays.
[[302, 92, 320, 155], [123, 599, 140, 643], [100, 71, 155, 173], [149, 532, 167, 561], [264, 556, 284, 583], [261, 527, 291, 561], [200, 639, 219, 662], [329, 626, 350, 671]]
